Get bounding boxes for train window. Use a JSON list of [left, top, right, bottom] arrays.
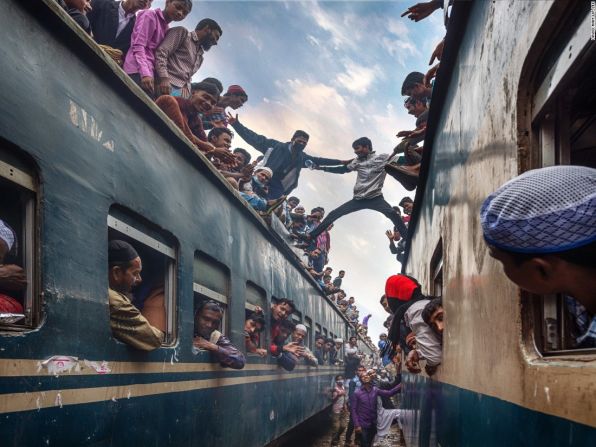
[[323, 327, 328, 338], [194, 252, 230, 335], [108, 210, 177, 345], [430, 238, 443, 297], [304, 317, 312, 349], [524, 8, 595, 355], [245, 281, 266, 353], [0, 149, 39, 330], [291, 311, 302, 326], [315, 323, 322, 339]]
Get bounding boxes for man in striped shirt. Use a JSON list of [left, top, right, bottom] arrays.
[[155, 18, 222, 98]]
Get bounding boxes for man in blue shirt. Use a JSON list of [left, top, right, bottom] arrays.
[[227, 113, 344, 199]]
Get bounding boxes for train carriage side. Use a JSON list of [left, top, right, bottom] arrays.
[[400, 1, 596, 446], [0, 1, 355, 446]]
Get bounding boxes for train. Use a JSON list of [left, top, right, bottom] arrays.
[[0, 1, 375, 446], [400, 1, 596, 445]]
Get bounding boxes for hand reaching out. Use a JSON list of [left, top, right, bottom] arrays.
[[401, 1, 442, 22], [226, 112, 238, 125]]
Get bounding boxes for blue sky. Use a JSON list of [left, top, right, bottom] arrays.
[[159, 0, 444, 343]]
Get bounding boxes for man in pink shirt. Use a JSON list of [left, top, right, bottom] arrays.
[[123, 0, 191, 97]]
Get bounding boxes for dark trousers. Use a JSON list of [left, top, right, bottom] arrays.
[[359, 426, 377, 447], [345, 413, 356, 445], [309, 195, 408, 239]]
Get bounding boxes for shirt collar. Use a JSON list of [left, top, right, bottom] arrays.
[[118, 2, 134, 20]]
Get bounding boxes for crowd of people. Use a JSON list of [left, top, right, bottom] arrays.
[[10, 2, 594, 446]]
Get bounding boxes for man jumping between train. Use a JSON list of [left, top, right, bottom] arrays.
[[306, 137, 408, 241]]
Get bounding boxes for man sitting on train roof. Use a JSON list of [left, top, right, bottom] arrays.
[[272, 319, 300, 371], [239, 167, 287, 213], [123, 0, 191, 96], [0, 219, 26, 317], [203, 85, 249, 130], [481, 165, 596, 347], [108, 240, 164, 350], [291, 324, 318, 366], [226, 113, 345, 199], [244, 311, 267, 357], [218, 148, 253, 183], [306, 137, 409, 242], [193, 299, 245, 369], [403, 297, 443, 376], [56, 0, 92, 34], [401, 71, 432, 106], [88, 0, 151, 56], [156, 81, 236, 165], [154, 18, 221, 99]]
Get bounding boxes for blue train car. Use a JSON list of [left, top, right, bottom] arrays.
[[0, 1, 375, 445], [400, 1, 596, 445]]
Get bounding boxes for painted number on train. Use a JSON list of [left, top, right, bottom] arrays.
[[69, 100, 115, 152]]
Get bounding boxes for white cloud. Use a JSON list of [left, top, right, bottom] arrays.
[[335, 60, 383, 96]]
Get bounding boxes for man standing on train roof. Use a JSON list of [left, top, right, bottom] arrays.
[[107, 240, 164, 351], [481, 165, 596, 345], [193, 300, 245, 369], [225, 113, 345, 199], [155, 18, 222, 98], [306, 137, 408, 241], [88, 0, 151, 55]]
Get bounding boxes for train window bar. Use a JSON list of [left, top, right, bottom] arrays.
[[304, 316, 313, 350], [108, 212, 178, 345], [0, 152, 39, 330]]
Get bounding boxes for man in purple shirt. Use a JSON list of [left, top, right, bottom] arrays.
[[192, 300, 245, 369], [352, 369, 401, 447], [123, 0, 191, 97]]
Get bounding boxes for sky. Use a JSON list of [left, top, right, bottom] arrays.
[[159, 0, 444, 343]]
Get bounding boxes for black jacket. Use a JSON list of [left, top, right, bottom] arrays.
[[231, 120, 342, 199], [88, 0, 136, 54]]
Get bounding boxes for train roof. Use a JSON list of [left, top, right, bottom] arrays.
[[34, 0, 375, 352]]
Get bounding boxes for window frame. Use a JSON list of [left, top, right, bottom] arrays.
[[519, 6, 596, 357], [193, 251, 231, 341], [430, 238, 443, 297], [0, 152, 40, 331], [108, 214, 178, 345]]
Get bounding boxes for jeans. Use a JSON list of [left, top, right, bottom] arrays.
[[309, 195, 408, 239]]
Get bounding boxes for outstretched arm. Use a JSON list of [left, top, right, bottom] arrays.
[[305, 153, 344, 167], [319, 165, 350, 174], [228, 113, 281, 154]]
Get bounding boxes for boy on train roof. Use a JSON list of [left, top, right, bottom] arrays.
[[193, 299, 245, 369], [123, 0, 192, 96], [481, 165, 596, 313], [306, 137, 409, 241], [481, 165, 596, 346], [108, 240, 164, 350], [155, 81, 236, 165]]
